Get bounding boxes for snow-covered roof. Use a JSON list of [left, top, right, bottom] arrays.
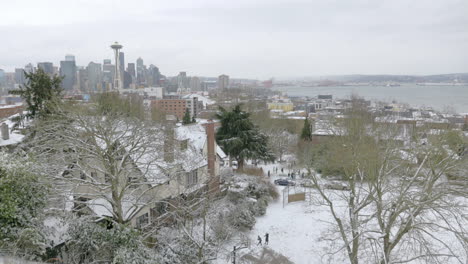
[[182, 93, 215, 108], [86, 197, 143, 221]]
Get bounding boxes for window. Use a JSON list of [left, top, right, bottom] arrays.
[[136, 213, 149, 228], [80, 172, 86, 180], [186, 169, 198, 187], [90, 171, 97, 179]]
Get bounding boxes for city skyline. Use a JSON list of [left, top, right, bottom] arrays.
[[1, 0, 468, 79]]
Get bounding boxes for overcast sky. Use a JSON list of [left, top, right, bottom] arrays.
[[1, 0, 467, 79]]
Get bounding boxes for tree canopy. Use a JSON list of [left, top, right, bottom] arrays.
[[9, 68, 63, 119], [300, 118, 312, 141], [215, 104, 274, 169], [0, 152, 48, 258], [182, 108, 193, 125]]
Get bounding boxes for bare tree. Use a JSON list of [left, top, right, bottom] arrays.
[[26, 104, 173, 225], [267, 128, 297, 162], [307, 100, 467, 264]]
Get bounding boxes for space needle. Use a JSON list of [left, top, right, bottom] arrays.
[[110, 41, 123, 91]]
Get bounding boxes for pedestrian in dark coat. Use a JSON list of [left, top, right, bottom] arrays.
[[257, 235, 262, 246], [265, 233, 269, 245]]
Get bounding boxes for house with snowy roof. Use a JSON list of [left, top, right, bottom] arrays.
[[69, 119, 226, 228]]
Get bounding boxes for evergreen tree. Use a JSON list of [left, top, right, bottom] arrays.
[[9, 68, 63, 119], [0, 152, 48, 258], [300, 118, 312, 141], [182, 108, 192, 125], [216, 104, 274, 170]]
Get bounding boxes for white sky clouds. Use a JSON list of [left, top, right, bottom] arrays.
[[1, 0, 467, 79]]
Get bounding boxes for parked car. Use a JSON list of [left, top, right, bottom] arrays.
[[274, 179, 295, 186], [325, 181, 350, 191]]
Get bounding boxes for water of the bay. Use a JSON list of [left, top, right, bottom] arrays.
[[274, 84, 468, 114]]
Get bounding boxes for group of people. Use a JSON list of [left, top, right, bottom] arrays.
[[257, 233, 269, 246]]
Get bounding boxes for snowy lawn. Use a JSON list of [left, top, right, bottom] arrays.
[[245, 176, 341, 264]]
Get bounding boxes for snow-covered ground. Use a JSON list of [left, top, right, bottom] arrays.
[[243, 163, 341, 264], [223, 161, 467, 264]]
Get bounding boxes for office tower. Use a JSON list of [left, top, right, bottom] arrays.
[[65, 54, 75, 62], [60, 57, 77, 91], [102, 59, 115, 89], [177, 71, 188, 90], [127, 63, 136, 81], [37, 62, 54, 75], [110, 42, 123, 90], [77, 68, 88, 92], [0, 69, 5, 88], [148, 65, 161, 87], [14, 68, 25, 86], [24, 63, 34, 74], [136, 57, 145, 86], [218, 74, 229, 90], [87, 62, 102, 92], [190, 76, 201, 91], [124, 71, 131, 89]]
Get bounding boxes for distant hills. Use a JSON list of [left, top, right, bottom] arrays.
[[320, 73, 468, 83]]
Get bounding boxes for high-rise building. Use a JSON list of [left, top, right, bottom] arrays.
[[177, 71, 189, 91], [136, 57, 145, 86], [148, 65, 161, 87], [60, 58, 77, 91], [127, 63, 136, 80], [110, 42, 123, 90], [190, 76, 201, 91], [37, 62, 54, 75], [218, 74, 229, 90], [123, 71, 132, 89], [65, 54, 75, 62], [0, 69, 5, 88], [24, 63, 34, 74], [14, 68, 25, 86], [87, 62, 102, 92], [77, 68, 88, 92], [102, 59, 115, 88]]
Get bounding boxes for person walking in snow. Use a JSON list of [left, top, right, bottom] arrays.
[[265, 233, 269, 245], [257, 235, 262, 246], [281, 168, 284, 173], [268, 170, 270, 177]]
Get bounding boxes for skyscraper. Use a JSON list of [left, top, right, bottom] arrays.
[[0, 69, 5, 88], [65, 54, 75, 62], [60, 56, 77, 91], [177, 71, 188, 91], [24, 63, 34, 74], [110, 42, 123, 90], [87, 62, 102, 92], [218, 74, 229, 90], [148, 65, 161, 87], [127, 63, 136, 81], [136, 57, 145, 86], [14, 68, 25, 86], [190, 76, 201, 91], [77, 68, 88, 92], [37, 62, 54, 75]]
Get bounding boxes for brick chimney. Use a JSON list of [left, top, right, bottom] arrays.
[[204, 119, 219, 193], [163, 124, 174, 163], [1, 123, 9, 140]]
